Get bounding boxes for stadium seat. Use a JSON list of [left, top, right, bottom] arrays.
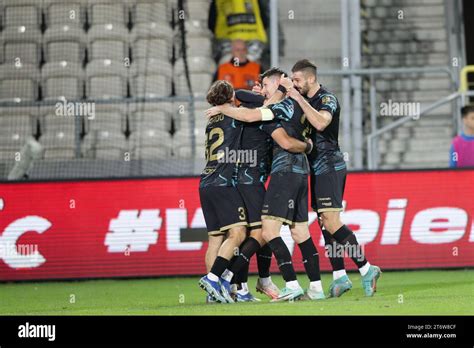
[[0, 107, 37, 140], [85, 59, 128, 99], [172, 129, 193, 158], [39, 105, 81, 138], [181, 0, 211, 22], [84, 103, 127, 134], [128, 102, 173, 133], [41, 61, 84, 100], [0, 130, 37, 161], [129, 129, 172, 159], [175, 20, 213, 59], [88, 24, 130, 62], [0, 63, 40, 102], [2, 0, 42, 29], [129, 58, 172, 98], [87, 0, 129, 26], [174, 57, 215, 96], [2, 26, 42, 66], [131, 0, 170, 25], [131, 22, 173, 61], [39, 132, 77, 160], [193, 100, 211, 136], [174, 75, 213, 97], [82, 130, 129, 159], [43, 25, 86, 63], [44, 0, 87, 27]]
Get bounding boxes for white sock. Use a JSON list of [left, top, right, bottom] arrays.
[[207, 272, 219, 282], [309, 280, 323, 292], [240, 282, 249, 292], [286, 280, 300, 290], [359, 262, 371, 276], [221, 269, 233, 282], [333, 269, 347, 280], [259, 277, 272, 286]]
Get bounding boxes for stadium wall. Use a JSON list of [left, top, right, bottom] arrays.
[[0, 169, 473, 281]]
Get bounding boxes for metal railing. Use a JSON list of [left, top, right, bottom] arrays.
[[366, 90, 474, 170]]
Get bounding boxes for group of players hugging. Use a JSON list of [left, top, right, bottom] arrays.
[[198, 59, 381, 303]]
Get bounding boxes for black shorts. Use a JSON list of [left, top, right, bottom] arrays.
[[261, 172, 308, 226], [310, 168, 347, 213], [236, 184, 266, 230], [199, 186, 248, 236]]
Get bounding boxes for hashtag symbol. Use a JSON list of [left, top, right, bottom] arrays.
[[104, 210, 161, 252]]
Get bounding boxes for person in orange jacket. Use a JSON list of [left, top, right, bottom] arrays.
[[215, 39, 262, 90]]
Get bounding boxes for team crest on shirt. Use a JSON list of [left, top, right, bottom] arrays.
[[322, 96, 331, 104]]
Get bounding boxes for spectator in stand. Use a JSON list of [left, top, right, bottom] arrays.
[[215, 39, 262, 90], [450, 105, 474, 168], [208, 0, 268, 64]]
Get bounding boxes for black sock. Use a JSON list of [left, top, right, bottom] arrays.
[[267, 237, 297, 282], [210, 256, 230, 278], [298, 237, 321, 282], [228, 237, 260, 277], [332, 225, 368, 269], [322, 228, 345, 271], [228, 256, 237, 284], [235, 261, 249, 284], [256, 244, 272, 278]]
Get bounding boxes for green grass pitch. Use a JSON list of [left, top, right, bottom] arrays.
[[1, 270, 473, 315]]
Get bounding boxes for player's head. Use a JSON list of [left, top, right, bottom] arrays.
[[291, 59, 318, 96], [461, 105, 474, 131], [207, 80, 235, 106], [260, 67, 287, 99]]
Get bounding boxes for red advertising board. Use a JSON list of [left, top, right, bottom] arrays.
[[0, 170, 473, 281]]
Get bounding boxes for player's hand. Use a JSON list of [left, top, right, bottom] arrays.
[[287, 86, 302, 101], [252, 82, 263, 95], [279, 76, 294, 90], [205, 105, 223, 118]]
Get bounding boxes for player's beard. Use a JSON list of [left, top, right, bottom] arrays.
[[295, 82, 310, 96]]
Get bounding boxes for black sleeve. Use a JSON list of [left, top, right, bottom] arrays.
[[260, 120, 282, 136], [235, 89, 265, 108], [317, 94, 338, 116], [267, 98, 303, 122]]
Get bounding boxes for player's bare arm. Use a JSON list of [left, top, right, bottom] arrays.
[[288, 88, 332, 131], [271, 128, 312, 154], [205, 103, 275, 123]]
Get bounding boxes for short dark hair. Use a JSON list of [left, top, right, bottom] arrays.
[[207, 80, 234, 106], [260, 67, 287, 81], [291, 59, 317, 77], [461, 105, 474, 118]]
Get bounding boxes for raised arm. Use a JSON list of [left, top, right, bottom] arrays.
[[263, 75, 293, 106], [287, 88, 333, 131]]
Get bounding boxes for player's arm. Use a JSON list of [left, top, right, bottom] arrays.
[[271, 128, 312, 154], [205, 103, 275, 123], [287, 88, 333, 131], [263, 75, 293, 106]]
